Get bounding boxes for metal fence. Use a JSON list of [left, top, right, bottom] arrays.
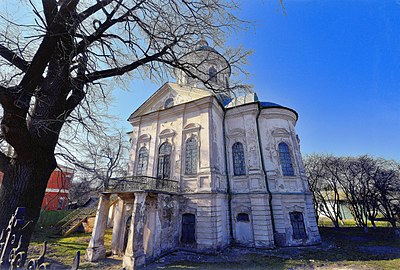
[[108, 176, 179, 193]]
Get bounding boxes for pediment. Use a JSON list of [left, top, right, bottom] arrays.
[[128, 82, 212, 119], [138, 134, 151, 143], [159, 128, 175, 139], [183, 123, 201, 133]]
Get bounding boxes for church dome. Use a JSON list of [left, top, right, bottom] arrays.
[[174, 39, 231, 91]]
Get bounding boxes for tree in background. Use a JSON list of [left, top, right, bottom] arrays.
[[305, 154, 343, 228], [0, 0, 249, 255], [304, 154, 400, 231], [60, 129, 129, 193], [370, 159, 400, 229]]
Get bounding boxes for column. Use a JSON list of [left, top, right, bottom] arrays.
[[85, 193, 111, 262], [111, 194, 132, 255], [123, 192, 147, 270]]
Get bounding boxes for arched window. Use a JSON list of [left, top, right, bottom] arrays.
[[157, 142, 172, 179], [164, 97, 174, 109], [237, 213, 250, 222], [208, 66, 217, 83], [289, 212, 307, 239], [278, 142, 294, 176], [185, 137, 198, 175], [136, 147, 149, 176], [232, 142, 246, 176]]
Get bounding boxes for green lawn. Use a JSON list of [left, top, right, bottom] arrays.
[[318, 217, 395, 228], [30, 226, 400, 269]]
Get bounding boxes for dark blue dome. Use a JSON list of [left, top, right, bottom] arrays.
[[260, 101, 283, 108]]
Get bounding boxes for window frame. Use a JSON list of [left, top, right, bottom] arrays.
[[185, 136, 198, 175], [157, 142, 172, 179], [164, 97, 174, 109], [208, 66, 217, 83], [278, 142, 295, 176], [232, 142, 246, 176], [136, 146, 149, 176], [289, 211, 307, 240]]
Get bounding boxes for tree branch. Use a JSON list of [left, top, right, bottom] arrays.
[[42, 0, 58, 26], [19, 0, 79, 96], [77, 0, 114, 22], [84, 42, 175, 82], [0, 44, 30, 72]]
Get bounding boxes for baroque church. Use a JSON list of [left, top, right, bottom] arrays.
[[86, 41, 321, 269]]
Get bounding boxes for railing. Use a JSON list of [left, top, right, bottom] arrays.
[[0, 207, 80, 269], [107, 175, 179, 193]]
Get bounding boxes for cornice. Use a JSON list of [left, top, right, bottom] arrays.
[[259, 107, 297, 125]]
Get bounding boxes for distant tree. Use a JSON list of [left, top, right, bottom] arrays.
[[60, 130, 129, 192], [336, 156, 373, 232], [305, 154, 343, 228], [307, 153, 400, 232], [0, 0, 249, 257], [370, 158, 400, 229]]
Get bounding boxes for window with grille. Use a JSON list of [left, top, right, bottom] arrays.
[[232, 142, 246, 176], [136, 147, 149, 176], [209, 66, 217, 83], [278, 142, 294, 176], [185, 137, 198, 175], [290, 212, 307, 240], [157, 142, 172, 179]]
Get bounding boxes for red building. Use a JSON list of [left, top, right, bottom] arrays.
[[41, 166, 74, 210], [0, 166, 74, 211]]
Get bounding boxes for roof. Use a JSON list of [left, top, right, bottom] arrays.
[[260, 101, 298, 120]]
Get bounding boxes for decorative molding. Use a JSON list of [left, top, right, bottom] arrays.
[[138, 134, 151, 143], [226, 128, 245, 139], [272, 128, 290, 138], [183, 123, 201, 133], [159, 129, 176, 139]]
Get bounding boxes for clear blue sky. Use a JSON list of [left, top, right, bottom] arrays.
[[112, 0, 400, 161]]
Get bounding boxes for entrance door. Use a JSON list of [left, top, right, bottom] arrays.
[[181, 214, 195, 243]]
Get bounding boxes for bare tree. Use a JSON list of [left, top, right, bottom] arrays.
[[306, 153, 400, 231], [59, 129, 129, 192], [370, 158, 400, 229], [305, 154, 343, 228], [0, 0, 249, 255]]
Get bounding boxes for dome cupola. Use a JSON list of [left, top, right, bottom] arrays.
[[175, 39, 231, 91]]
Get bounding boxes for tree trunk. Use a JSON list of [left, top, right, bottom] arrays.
[[0, 154, 56, 252], [371, 220, 377, 230], [332, 220, 340, 228]]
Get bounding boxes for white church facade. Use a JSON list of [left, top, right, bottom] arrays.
[[86, 41, 321, 269]]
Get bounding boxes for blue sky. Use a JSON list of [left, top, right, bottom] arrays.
[[112, 0, 400, 161]]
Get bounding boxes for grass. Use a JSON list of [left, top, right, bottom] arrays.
[[318, 217, 395, 228], [36, 210, 72, 227], [30, 226, 400, 269], [30, 229, 114, 269]]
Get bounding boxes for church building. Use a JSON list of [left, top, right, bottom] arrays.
[[86, 41, 321, 269]]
